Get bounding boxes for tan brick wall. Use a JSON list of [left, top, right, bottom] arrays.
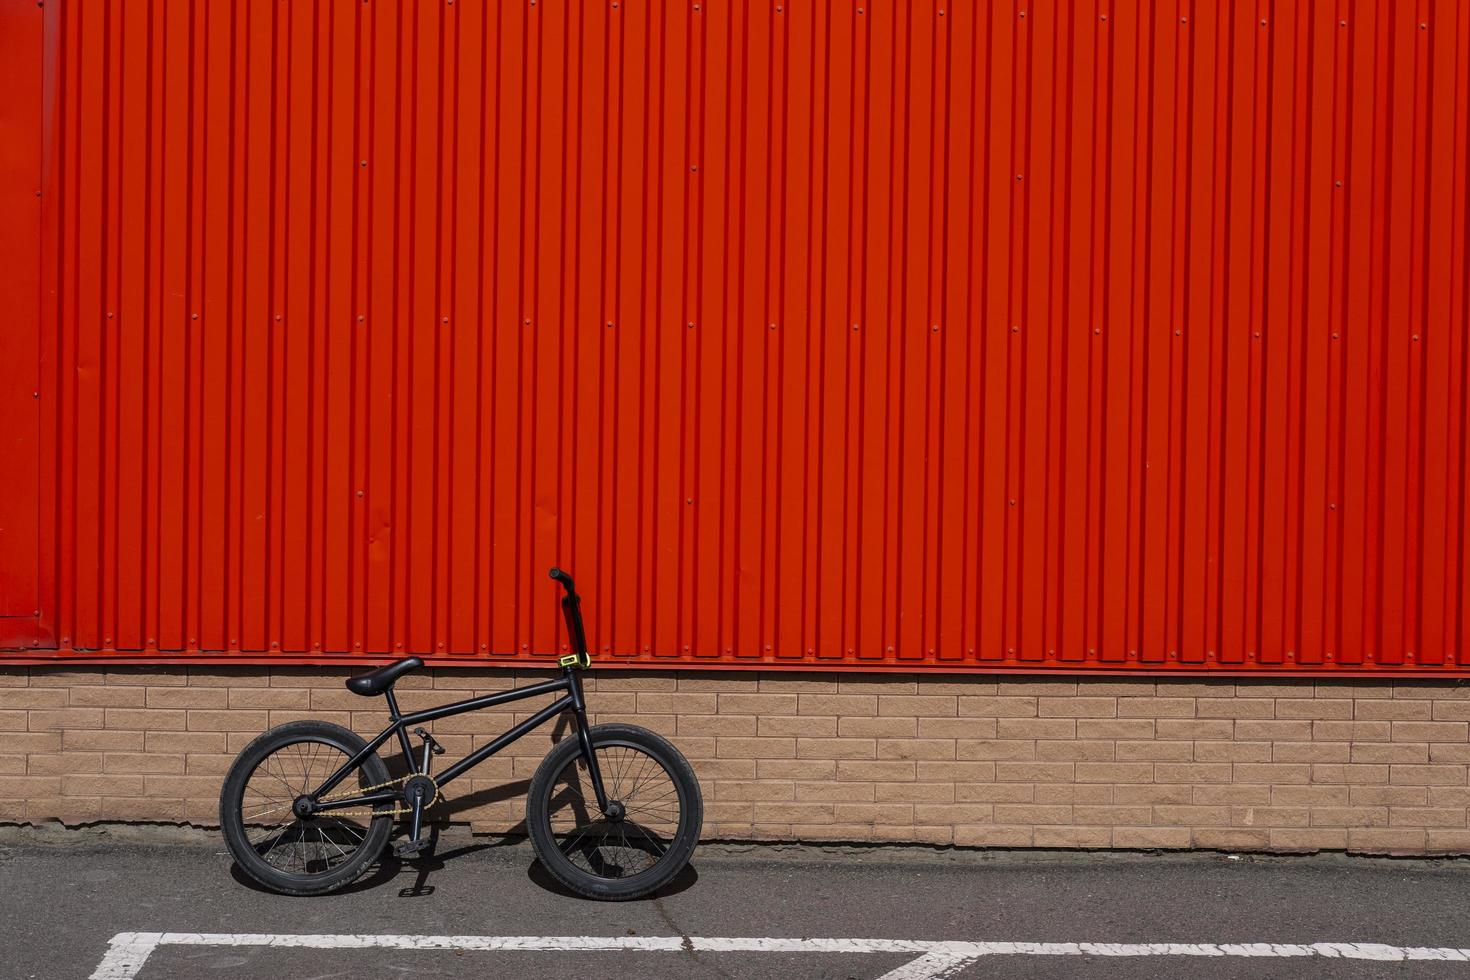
[[3, 666, 1469, 855]]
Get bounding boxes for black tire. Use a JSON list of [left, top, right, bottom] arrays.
[[526, 723, 702, 901], [219, 720, 394, 896]]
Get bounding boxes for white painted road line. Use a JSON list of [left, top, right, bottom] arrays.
[[90, 932, 1470, 980]]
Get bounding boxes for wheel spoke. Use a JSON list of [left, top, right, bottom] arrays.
[[545, 741, 686, 882], [235, 737, 382, 881]]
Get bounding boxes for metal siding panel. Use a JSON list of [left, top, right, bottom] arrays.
[[1, 0, 1468, 675], [0, 0, 43, 638]]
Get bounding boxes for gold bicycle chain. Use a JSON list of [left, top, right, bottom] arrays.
[[317, 772, 439, 819], [249, 772, 438, 821]]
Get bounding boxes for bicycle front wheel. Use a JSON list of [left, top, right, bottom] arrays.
[[526, 723, 702, 900]]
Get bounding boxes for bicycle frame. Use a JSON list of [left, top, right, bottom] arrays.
[[308, 570, 610, 817]]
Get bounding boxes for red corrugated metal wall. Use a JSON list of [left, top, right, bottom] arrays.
[[3, 0, 1469, 673]]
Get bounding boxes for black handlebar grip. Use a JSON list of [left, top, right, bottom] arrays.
[[548, 567, 575, 594]]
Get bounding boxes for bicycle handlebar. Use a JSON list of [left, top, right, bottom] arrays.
[[548, 567, 588, 657], [548, 566, 576, 596]]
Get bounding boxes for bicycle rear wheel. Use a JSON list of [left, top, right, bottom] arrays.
[[526, 723, 702, 900], [219, 720, 394, 895]]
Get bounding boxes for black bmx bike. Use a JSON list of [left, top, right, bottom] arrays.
[[218, 569, 702, 900]]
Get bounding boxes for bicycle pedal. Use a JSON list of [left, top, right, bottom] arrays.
[[393, 837, 432, 859]]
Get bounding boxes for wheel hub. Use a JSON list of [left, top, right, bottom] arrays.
[[604, 799, 626, 822], [292, 794, 316, 819]]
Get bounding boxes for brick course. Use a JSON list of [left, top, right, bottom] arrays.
[[1, 666, 1468, 854]]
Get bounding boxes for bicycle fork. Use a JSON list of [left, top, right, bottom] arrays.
[[565, 663, 613, 814]]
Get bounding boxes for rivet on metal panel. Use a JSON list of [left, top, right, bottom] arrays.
[[775, 5, 782, 10], [1253, 331, 1261, 339], [275, 313, 282, 321], [693, 3, 700, 9], [688, 322, 695, 329], [442, 316, 449, 323], [1012, 325, 1020, 333], [887, 645, 894, 652], [1100, 14, 1108, 22], [355, 642, 362, 649], [852, 323, 860, 331], [481, 643, 488, 650], [1007, 648, 1015, 655], [1340, 20, 1347, 28], [360, 160, 367, 167], [1334, 179, 1342, 188], [1168, 651, 1176, 659], [313, 642, 320, 649], [1180, 16, 1187, 24], [690, 165, 698, 173], [107, 311, 113, 319], [1018, 10, 1026, 18], [1128, 650, 1136, 657], [147, 637, 154, 645], [938, 9, 944, 15], [1260, 19, 1266, 27], [931, 324, 939, 333], [32, 391, 38, 398], [438, 642, 445, 649], [396, 642, 404, 649], [104, 637, 111, 645], [357, 315, 365, 322], [230, 638, 237, 646], [765, 644, 772, 651], [1420, 23, 1427, 30], [1015, 174, 1023, 181], [857, 7, 864, 13], [1009, 499, 1016, 506], [769, 323, 776, 330], [524, 318, 531, 325], [1412, 335, 1420, 342], [607, 321, 615, 329], [192, 313, 198, 320], [1093, 327, 1101, 335], [271, 641, 279, 648], [1174, 329, 1182, 337], [1329, 502, 1337, 510], [1331, 332, 1340, 340], [686, 497, 694, 505], [612, 1, 618, 8]]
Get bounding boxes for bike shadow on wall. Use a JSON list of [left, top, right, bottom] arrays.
[[227, 714, 699, 900]]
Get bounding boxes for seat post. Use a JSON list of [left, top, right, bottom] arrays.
[[382, 686, 417, 768]]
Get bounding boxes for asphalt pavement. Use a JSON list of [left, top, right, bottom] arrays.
[[3, 826, 1469, 979]]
